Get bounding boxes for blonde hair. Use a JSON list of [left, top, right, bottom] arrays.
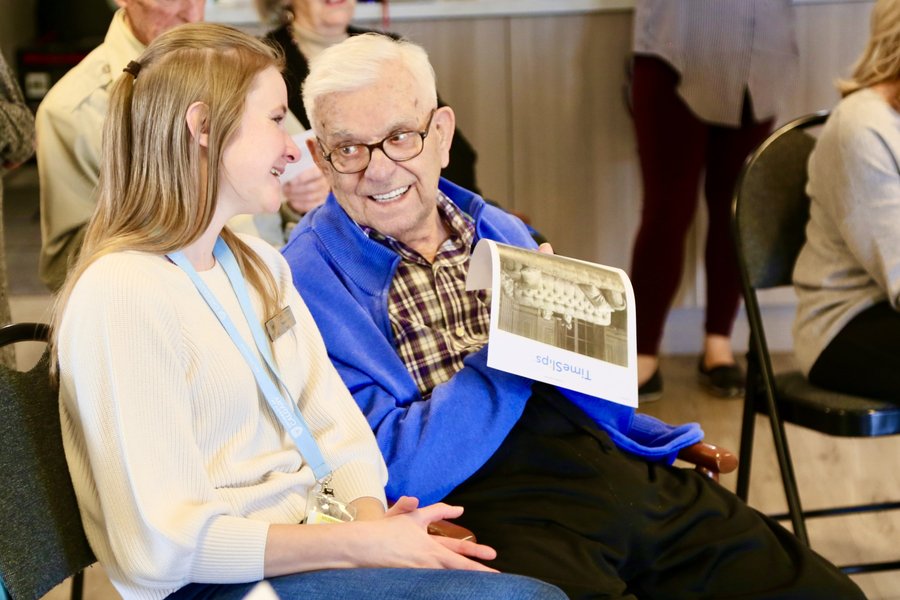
[[302, 33, 437, 134], [840, 0, 900, 98], [50, 23, 284, 373]]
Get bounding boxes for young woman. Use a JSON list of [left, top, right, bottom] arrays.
[[793, 0, 900, 401], [50, 22, 564, 600]]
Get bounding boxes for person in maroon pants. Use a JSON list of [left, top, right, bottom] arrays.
[[628, 0, 798, 400]]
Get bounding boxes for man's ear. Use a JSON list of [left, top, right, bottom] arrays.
[[433, 106, 456, 169], [185, 101, 210, 148], [308, 136, 331, 178]]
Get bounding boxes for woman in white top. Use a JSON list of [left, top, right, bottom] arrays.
[[794, 0, 900, 400], [50, 22, 564, 600]]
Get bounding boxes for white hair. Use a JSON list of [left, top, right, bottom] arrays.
[[302, 33, 438, 133]]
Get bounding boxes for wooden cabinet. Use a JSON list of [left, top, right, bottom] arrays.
[[371, 2, 873, 351], [378, 3, 871, 269]]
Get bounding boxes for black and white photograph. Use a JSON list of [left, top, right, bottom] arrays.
[[496, 245, 629, 367]]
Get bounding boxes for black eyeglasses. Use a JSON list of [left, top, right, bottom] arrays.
[[318, 109, 437, 174]]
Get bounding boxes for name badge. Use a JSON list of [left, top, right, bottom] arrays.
[[265, 306, 296, 342]]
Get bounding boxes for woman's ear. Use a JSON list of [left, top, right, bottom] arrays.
[[185, 101, 210, 147], [433, 106, 456, 169]]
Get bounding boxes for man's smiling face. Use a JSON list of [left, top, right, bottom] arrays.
[[312, 63, 454, 250]]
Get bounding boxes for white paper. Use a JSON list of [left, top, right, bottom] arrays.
[[280, 129, 319, 183], [467, 239, 637, 407], [242, 581, 280, 600]]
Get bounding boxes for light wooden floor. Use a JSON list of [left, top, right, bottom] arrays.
[[7, 168, 899, 599], [643, 355, 900, 600]]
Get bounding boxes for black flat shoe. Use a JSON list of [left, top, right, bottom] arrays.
[[638, 369, 663, 403], [697, 360, 744, 398]]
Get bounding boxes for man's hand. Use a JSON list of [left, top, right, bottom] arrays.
[[283, 166, 330, 215], [538, 242, 554, 255]]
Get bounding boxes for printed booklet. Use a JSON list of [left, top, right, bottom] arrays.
[[467, 239, 637, 407]]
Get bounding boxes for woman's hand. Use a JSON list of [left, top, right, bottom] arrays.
[[282, 166, 330, 215], [384, 494, 421, 517], [355, 500, 498, 572], [350, 496, 387, 521], [264, 497, 496, 576]]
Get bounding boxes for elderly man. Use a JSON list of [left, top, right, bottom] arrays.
[[281, 33, 863, 600], [35, 0, 205, 290]]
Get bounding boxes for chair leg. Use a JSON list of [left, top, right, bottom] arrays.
[[767, 407, 810, 545], [735, 363, 757, 502], [744, 330, 810, 545], [70, 571, 84, 600]]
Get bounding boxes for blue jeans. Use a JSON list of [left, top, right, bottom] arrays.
[[167, 568, 565, 600]]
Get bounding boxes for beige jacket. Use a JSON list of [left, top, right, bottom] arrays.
[[36, 10, 286, 291], [36, 9, 143, 291]]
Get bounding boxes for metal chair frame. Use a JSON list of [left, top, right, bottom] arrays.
[[732, 111, 900, 575]]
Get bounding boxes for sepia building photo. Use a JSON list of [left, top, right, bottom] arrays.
[[496, 246, 629, 367]]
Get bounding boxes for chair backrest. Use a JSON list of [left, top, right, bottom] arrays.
[[0, 323, 96, 600], [732, 111, 829, 291]]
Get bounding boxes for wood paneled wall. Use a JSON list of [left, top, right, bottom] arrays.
[[380, 2, 873, 298]]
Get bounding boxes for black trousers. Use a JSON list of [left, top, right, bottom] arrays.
[[443, 385, 863, 600], [809, 301, 900, 401]]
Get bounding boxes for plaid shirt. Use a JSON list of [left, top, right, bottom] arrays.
[[363, 192, 490, 398]]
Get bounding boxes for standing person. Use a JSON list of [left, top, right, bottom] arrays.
[[255, 0, 482, 217], [794, 0, 900, 400], [282, 32, 863, 599], [51, 22, 565, 600], [36, 0, 206, 292], [0, 51, 35, 368], [629, 0, 798, 400]]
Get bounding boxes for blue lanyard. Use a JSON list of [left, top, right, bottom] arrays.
[[168, 237, 331, 481]]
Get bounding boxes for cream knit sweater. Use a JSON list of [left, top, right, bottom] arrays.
[[58, 235, 387, 600]]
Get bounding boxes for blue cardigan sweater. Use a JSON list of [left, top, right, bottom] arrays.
[[282, 179, 703, 503]]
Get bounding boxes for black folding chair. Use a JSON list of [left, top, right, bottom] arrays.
[[731, 110, 900, 574], [0, 322, 96, 599]]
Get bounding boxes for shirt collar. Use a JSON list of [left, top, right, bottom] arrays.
[[105, 9, 147, 82], [362, 191, 476, 264]]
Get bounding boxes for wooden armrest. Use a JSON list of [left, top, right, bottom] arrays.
[[387, 500, 476, 541], [677, 442, 739, 482], [508, 210, 532, 225], [427, 519, 476, 543]]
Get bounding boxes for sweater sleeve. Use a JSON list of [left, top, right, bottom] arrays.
[[556, 388, 703, 464], [830, 112, 900, 310], [59, 256, 269, 589], [259, 243, 388, 508], [287, 241, 533, 505], [340, 342, 534, 505], [287, 292, 389, 507], [817, 104, 900, 308]]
